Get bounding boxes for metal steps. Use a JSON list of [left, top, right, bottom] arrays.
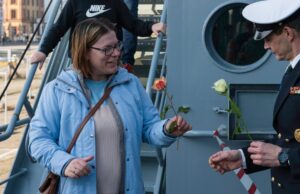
[[137, 37, 166, 52], [133, 64, 162, 78], [139, 0, 163, 4], [141, 143, 157, 157], [139, 14, 162, 23], [142, 157, 159, 192], [135, 0, 165, 69], [133, 54, 164, 78], [137, 1, 166, 194]]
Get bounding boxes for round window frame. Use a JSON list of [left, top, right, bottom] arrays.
[[202, 1, 271, 73]]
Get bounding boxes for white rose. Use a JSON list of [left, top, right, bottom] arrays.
[[212, 79, 228, 95]]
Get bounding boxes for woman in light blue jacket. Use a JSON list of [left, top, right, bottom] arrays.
[[28, 18, 191, 194]]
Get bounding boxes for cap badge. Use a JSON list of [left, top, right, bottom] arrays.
[[294, 129, 300, 142]]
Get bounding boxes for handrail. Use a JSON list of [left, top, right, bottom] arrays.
[[154, 55, 167, 108], [183, 128, 277, 138], [184, 125, 227, 138], [0, 0, 54, 102], [0, 168, 27, 185], [0, 118, 30, 132], [154, 55, 167, 167], [145, 0, 168, 95], [153, 156, 165, 194], [0, 0, 63, 141], [184, 130, 227, 138], [145, 0, 168, 168]]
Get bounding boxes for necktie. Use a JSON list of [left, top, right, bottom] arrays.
[[275, 64, 293, 108], [280, 65, 293, 88]]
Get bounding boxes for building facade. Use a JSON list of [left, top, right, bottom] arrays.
[[0, 0, 3, 38], [3, 0, 44, 41]]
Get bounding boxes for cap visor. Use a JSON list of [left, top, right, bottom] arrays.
[[254, 30, 273, 40]]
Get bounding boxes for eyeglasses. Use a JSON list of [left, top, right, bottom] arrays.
[[90, 41, 123, 56]]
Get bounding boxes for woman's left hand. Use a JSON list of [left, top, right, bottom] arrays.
[[165, 115, 192, 137]]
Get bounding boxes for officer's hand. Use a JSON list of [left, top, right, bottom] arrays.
[[248, 141, 281, 167], [64, 155, 94, 178], [30, 51, 46, 70], [209, 150, 242, 174]]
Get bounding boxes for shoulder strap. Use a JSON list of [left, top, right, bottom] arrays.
[[66, 87, 113, 153]]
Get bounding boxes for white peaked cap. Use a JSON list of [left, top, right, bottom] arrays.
[[242, 0, 300, 40]]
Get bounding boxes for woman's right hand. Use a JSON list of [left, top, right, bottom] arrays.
[[64, 155, 94, 178], [30, 51, 46, 69], [165, 115, 192, 136]]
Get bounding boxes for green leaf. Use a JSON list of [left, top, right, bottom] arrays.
[[167, 121, 177, 133], [177, 106, 190, 114]]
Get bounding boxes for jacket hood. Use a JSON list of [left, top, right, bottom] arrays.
[[55, 67, 132, 90], [51, 67, 132, 107]]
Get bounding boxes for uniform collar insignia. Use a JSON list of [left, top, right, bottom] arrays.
[[290, 86, 300, 94], [294, 129, 300, 143]]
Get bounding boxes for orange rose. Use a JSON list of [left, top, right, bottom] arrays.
[[152, 76, 190, 150], [152, 77, 167, 91]]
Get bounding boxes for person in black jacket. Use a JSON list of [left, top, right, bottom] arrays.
[[209, 1, 300, 194], [31, 0, 165, 69], [122, 0, 139, 67]]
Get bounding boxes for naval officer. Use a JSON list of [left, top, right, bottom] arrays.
[[209, 0, 300, 193]]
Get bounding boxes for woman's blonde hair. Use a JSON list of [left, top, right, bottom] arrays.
[[71, 18, 116, 78]]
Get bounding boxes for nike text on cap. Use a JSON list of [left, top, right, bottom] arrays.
[[242, 0, 300, 40]]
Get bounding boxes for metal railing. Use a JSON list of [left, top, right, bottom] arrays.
[[145, 0, 168, 193], [0, 168, 27, 185], [0, 0, 61, 141], [184, 125, 227, 138], [145, 0, 168, 166], [146, 0, 168, 96], [0, 69, 8, 124], [0, 0, 64, 187]]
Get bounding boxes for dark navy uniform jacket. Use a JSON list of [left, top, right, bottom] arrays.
[[243, 60, 300, 194]]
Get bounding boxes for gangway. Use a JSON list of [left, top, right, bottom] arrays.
[[0, 0, 167, 193]]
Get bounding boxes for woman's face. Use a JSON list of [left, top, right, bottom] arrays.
[[86, 31, 121, 81]]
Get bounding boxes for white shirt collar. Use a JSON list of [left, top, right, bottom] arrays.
[[290, 53, 300, 69]]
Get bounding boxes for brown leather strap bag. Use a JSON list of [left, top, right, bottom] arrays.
[[39, 87, 113, 194]]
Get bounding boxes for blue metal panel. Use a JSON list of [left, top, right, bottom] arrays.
[[166, 0, 284, 193], [166, 139, 271, 194]]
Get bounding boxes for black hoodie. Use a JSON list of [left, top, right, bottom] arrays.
[[40, 0, 153, 56]]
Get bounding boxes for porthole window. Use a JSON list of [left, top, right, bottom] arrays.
[[203, 2, 270, 73]]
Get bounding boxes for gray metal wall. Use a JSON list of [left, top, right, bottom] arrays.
[[166, 0, 286, 193]]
